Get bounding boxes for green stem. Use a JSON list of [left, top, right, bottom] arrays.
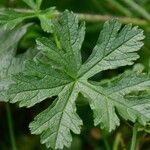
[[76, 13, 149, 26], [130, 124, 138, 150], [113, 133, 126, 150], [102, 131, 111, 150], [107, 0, 132, 17], [6, 103, 17, 150], [113, 133, 121, 150], [54, 34, 61, 49], [14, 8, 149, 26], [104, 138, 111, 150], [122, 0, 150, 21]]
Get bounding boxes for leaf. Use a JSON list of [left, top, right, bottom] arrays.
[[0, 0, 55, 32], [0, 7, 57, 33], [0, 9, 35, 30], [78, 19, 145, 78], [125, 94, 150, 124], [23, 0, 42, 10], [0, 24, 36, 101], [7, 10, 150, 149], [34, 6, 57, 33], [9, 60, 73, 107], [30, 83, 82, 149], [36, 0, 43, 10], [52, 11, 85, 77], [79, 70, 150, 131], [38, 7, 57, 33]]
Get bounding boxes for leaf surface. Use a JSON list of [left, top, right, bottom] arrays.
[[0, 25, 35, 101], [0, 9, 35, 30], [7, 11, 150, 149]]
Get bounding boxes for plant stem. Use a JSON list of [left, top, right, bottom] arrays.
[[113, 133, 121, 150], [104, 138, 111, 150], [76, 13, 149, 26], [54, 34, 61, 49], [107, 0, 132, 17], [130, 124, 138, 150], [101, 131, 111, 150], [113, 132, 126, 150], [6, 103, 17, 150], [14, 8, 149, 26], [122, 0, 150, 21]]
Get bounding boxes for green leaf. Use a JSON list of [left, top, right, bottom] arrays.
[[0, 9, 35, 30], [79, 70, 150, 131], [125, 94, 150, 124], [78, 19, 145, 78], [9, 60, 73, 107], [30, 83, 82, 149], [0, 7, 57, 33], [23, 0, 42, 10], [38, 7, 57, 33], [7, 10, 150, 149], [0, 25, 36, 101], [52, 11, 85, 77], [36, 0, 43, 10]]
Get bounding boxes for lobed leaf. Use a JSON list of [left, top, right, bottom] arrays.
[[7, 10, 150, 149]]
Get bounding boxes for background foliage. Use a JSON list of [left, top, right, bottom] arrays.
[[0, 0, 150, 150]]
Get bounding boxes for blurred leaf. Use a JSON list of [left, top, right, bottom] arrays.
[[0, 9, 35, 30], [23, 0, 43, 10], [0, 24, 36, 101]]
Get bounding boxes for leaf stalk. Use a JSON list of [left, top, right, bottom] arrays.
[[130, 124, 138, 150], [6, 103, 17, 150], [14, 8, 149, 26]]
